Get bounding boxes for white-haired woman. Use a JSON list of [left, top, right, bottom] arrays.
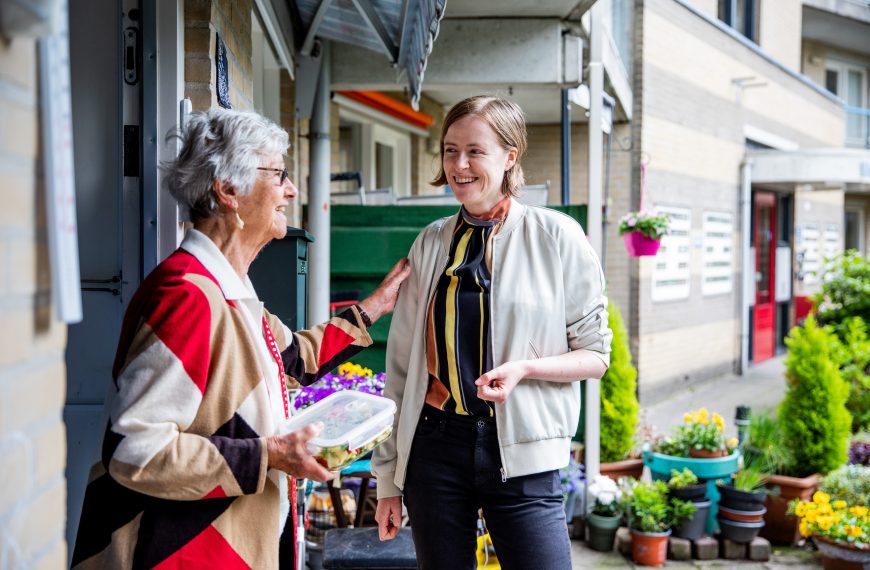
[[72, 108, 409, 570], [373, 96, 612, 569]]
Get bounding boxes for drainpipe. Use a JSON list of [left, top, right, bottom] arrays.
[[585, 1, 604, 483], [561, 89, 571, 205], [739, 158, 753, 374], [308, 42, 331, 326]]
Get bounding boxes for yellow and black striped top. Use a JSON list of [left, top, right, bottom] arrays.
[[424, 198, 511, 416]]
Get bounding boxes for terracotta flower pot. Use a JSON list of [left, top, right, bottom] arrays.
[[622, 231, 661, 256], [760, 473, 821, 545], [688, 448, 728, 459], [630, 528, 671, 567], [600, 458, 645, 482], [717, 504, 766, 523]]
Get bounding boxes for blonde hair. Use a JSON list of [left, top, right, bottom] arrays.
[[431, 95, 527, 197]]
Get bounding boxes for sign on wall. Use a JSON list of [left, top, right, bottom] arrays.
[[797, 223, 820, 286], [701, 211, 733, 296], [652, 206, 691, 302]]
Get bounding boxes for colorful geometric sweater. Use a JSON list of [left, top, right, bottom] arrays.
[[72, 230, 371, 569]]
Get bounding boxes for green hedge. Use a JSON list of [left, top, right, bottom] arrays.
[[780, 316, 851, 477], [599, 300, 639, 462]]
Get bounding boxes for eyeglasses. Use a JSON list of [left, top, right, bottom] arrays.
[[257, 166, 289, 185]]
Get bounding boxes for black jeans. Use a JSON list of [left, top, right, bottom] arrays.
[[403, 405, 571, 570]]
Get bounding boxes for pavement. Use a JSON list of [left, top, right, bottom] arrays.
[[569, 355, 826, 569]]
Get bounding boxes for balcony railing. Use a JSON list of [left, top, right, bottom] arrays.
[[845, 105, 870, 149]]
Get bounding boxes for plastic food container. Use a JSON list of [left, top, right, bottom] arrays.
[[281, 391, 396, 471]]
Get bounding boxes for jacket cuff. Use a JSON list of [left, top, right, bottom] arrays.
[[375, 472, 402, 499]]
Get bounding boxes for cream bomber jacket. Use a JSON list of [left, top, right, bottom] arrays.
[[372, 199, 613, 499]]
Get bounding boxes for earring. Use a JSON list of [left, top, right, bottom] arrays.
[[235, 210, 245, 230]]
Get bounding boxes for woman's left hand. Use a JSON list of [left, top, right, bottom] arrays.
[[475, 361, 528, 404]]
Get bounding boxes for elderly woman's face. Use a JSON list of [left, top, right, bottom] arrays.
[[442, 115, 516, 216], [237, 152, 297, 242]]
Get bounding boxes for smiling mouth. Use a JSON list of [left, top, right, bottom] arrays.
[[453, 176, 478, 185], [276, 205, 287, 213]]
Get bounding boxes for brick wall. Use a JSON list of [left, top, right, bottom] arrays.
[[758, 0, 802, 73], [633, 0, 844, 397], [0, 38, 68, 568], [185, 0, 254, 112]]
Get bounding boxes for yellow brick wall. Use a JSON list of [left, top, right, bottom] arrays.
[[0, 37, 69, 568], [185, 0, 254, 112]]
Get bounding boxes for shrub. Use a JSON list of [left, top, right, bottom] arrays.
[[830, 317, 870, 433], [780, 316, 851, 477], [812, 250, 870, 329], [600, 300, 639, 462], [821, 464, 870, 506]]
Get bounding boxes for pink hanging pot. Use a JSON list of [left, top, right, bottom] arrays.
[[622, 231, 661, 257]]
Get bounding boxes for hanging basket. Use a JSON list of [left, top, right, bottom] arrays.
[[622, 231, 662, 257]]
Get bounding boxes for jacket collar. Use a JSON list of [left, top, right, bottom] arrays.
[[440, 197, 526, 252], [180, 229, 258, 301]]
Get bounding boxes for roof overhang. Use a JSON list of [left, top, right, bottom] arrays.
[[293, 0, 446, 108], [747, 148, 870, 193]]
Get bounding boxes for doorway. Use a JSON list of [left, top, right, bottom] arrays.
[[752, 191, 777, 362]]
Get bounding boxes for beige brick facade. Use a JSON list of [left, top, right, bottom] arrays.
[[627, 0, 843, 401], [0, 37, 68, 568]]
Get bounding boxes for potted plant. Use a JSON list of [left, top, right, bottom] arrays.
[[585, 475, 623, 552], [598, 300, 643, 481], [618, 210, 670, 257], [759, 316, 852, 544], [718, 467, 768, 513], [790, 489, 869, 569], [716, 467, 768, 542], [621, 479, 696, 567], [668, 468, 711, 541]]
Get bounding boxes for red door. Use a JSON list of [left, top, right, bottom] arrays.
[[753, 192, 777, 362]]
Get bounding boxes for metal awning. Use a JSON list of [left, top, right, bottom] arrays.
[[294, 0, 446, 108]]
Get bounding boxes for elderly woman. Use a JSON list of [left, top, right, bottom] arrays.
[[373, 96, 612, 569], [72, 108, 409, 569]]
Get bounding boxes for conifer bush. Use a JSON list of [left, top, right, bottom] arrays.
[[780, 316, 851, 477], [600, 300, 639, 463]]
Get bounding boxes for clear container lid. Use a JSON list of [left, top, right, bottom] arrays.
[[282, 391, 396, 451]]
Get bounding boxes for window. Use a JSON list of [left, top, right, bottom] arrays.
[[844, 206, 865, 253], [718, 0, 759, 43], [825, 60, 868, 147]]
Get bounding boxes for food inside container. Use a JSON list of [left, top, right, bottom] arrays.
[[282, 391, 396, 471]]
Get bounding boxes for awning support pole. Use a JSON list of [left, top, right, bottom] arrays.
[[308, 42, 331, 327], [584, 0, 604, 487], [561, 89, 571, 205], [740, 158, 753, 374]]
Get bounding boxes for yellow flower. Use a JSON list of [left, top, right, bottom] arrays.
[[684, 413, 692, 423], [799, 520, 811, 537], [817, 516, 834, 531], [817, 503, 833, 515], [794, 503, 807, 517], [698, 408, 709, 420], [833, 500, 847, 510], [813, 491, 830, 504], [805, 509, 819, 523], [713, 413, 725, 429], [727, 437, 738, 448], [849, 506, 869, 518], [848, 525, 865, 538]]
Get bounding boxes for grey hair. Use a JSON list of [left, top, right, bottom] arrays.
[[160, 108, 289, 222]]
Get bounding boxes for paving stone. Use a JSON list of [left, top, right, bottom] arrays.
[[693, 536, 719, 560], [721, 538, 747, 559], [668, 536, 691, 560], [615, 526, 632, 557], [748, 536, 771, 561]]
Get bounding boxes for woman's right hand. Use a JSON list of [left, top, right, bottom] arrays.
[[375, 496, 403, 540], [266, 423, 335, 482], [358, 258, 411, 324]]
